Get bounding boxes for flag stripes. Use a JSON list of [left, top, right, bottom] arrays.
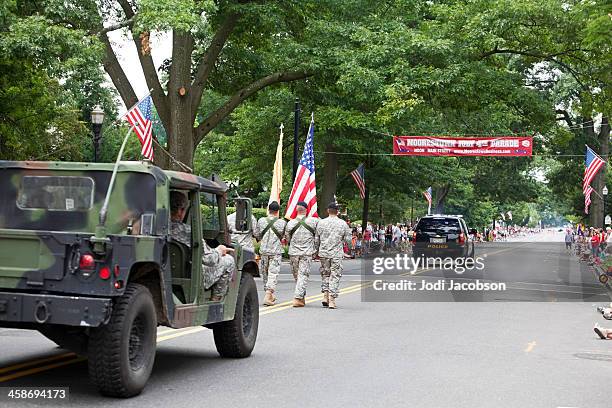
[[583, 145, 606, 214], [585, 185, 593, 214], [351, 163, 366, 199], [423, 187, 432, 214], [125, 95, 154, 160], [285, 115, 318, 219]]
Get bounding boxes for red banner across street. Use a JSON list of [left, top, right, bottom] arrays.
[[393, 136, 533, 157]]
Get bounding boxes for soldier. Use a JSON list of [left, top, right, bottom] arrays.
[[285, 201, 318, 307], [315, 202, 352, 309], [227, 210, 258, 251], [169, 191, 235, 301], [255, 201, 286, 306]]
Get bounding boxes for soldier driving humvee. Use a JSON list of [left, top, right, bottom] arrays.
[[169, 191, 235, 301]]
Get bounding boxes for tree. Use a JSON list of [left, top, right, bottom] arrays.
[[0, 1, 114, 161], [98, 0, 319, 169]]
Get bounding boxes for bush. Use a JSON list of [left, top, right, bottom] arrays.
[[226, 206, 268, 219]]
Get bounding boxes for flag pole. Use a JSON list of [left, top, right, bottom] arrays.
[[99, 125, 136, 226]]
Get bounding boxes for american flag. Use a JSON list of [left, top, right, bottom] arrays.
[[125, 95, 154, 160], [423, 187, 432, 214], [584, 145, 605, 194], [351, 163, 366, 199], [285, 114, 318, 219], [585, 185, 593, 214]]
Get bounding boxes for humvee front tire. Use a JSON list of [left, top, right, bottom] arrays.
[[88, 283, 157, 398], [212, 273, 259, 358]]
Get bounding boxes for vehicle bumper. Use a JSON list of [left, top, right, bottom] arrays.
[[0, 292, 111, 327], [412, 245, 467, 257]]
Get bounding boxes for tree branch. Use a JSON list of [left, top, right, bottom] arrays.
[[191, 12, 239, 119], [100, 34, 138, 109], [98, 16, 135, 36], [193, 70, 312, 146], [116, 0, 169, 125], [479, 47, 589, 91], [555, 109, 573, 128]]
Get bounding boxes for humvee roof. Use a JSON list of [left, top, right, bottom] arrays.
[[0, 161, 227, 195]]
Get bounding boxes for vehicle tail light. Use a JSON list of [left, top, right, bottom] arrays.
[[99, 266, 111, 280], [411, 233, 417, 245], [79, 254, 95, 270], [458, 233, 465, 244]]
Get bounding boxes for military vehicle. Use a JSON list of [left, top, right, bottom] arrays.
[[0, 157, 260, 397]]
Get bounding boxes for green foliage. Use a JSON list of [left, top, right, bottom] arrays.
[[2, 0, 609, 225]]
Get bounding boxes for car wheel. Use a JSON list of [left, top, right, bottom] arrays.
[[88, 283, 157, 398], [212, 273, 259, 358]]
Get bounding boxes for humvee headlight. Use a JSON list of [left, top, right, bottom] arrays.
[[79, 254, 95, 270]]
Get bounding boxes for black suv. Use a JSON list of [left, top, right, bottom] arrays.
[[411, 215, 475, 258]]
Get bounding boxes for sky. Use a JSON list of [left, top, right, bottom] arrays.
[[106, 29, 172, 115]]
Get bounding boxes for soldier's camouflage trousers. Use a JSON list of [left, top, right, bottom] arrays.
[[319, 257, 343, 298], [204, 255, 235, 297], [290, 255, 311, 299], [260, 254, 282, 292]]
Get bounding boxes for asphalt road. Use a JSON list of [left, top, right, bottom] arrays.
[[1, 231, 612, 408]]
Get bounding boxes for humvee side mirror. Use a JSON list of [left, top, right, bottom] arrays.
[[233, 198, 252, 233]]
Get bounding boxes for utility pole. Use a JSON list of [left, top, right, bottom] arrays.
[[410, 193, 414, 226], [361, 187, 369, 234], [293, 98, 300, 183]]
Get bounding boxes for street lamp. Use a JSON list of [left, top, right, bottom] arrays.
[[603, 185, 608, 227], [91, 105, 105, 162]]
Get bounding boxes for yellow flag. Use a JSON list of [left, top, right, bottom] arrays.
[[269, 124, 283, 204]]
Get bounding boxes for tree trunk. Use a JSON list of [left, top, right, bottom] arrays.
[[594, 117, 610, 227], [167, 32, 194, 171], [319, 143, 338, 218], [434, 184, 450, 214]]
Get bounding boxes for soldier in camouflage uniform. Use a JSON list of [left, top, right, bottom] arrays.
[[285, 201, 319, 307], [227, 211, 258, 251], [254, 201, 286, 306], [315, 202, 352, 309], [169, 191, 235, 301]]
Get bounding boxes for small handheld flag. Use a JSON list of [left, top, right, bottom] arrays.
[[285, 114, 318, 219], [423, 187, 432, 215], [125, 95, 154, 160], [351, 163, 366, 200]]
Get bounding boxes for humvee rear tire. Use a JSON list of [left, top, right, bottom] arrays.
[[88, 283, 157, 398], [212, 273, 259, 358]]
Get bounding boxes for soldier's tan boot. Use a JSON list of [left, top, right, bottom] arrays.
[[322, 291, 329, 307], [328, 296, 336, 309], [292, 297, 305, 308], [263, 290, 276, 306]]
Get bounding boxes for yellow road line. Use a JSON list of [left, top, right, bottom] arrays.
[[0, 352, 76, 375], [157, 327, 205, 342], [0, 357, 87, 382]]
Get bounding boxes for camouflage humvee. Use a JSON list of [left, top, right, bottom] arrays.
[[0, 160, 260, 397]]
